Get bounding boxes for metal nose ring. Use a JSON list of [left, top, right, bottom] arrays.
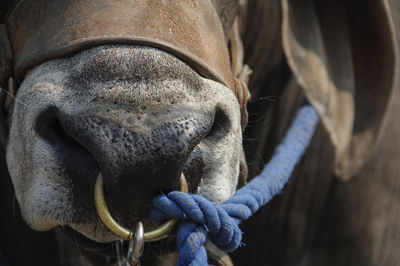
[[94, 172, 188, 242]]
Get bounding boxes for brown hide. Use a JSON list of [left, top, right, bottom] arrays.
[[234, 1, 400, 265]]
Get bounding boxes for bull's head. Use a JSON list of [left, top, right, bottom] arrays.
[[0, 0, 398, 265], [0, 0, 249, 264]]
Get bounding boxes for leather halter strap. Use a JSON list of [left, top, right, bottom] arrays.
[[8, 0, 233, 86]]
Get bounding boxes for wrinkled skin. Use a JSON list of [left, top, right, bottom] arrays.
[[5, 45, 241, 257]]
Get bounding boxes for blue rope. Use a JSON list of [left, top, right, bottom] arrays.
[[151, 105, 319, 265]]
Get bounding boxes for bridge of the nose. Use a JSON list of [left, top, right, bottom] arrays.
[[57, 109, 213, 224]]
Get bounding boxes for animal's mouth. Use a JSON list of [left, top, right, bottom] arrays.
[[61, 225, 140, 265], [59, 171, 194, 266], [62, 225, 117, 264]]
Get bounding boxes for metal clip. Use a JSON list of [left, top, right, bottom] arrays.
[[125, 222, 144, 266]]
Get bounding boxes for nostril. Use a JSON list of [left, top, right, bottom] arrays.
[[35, 108, 75, 146], [35, 107, 58, 142], [206, 107, 231, 140], [35, 108, 95, 167]]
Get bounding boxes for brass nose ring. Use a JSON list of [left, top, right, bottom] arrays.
[[94, 172, 188, 242]]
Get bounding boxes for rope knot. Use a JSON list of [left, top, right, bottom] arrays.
[[151, 192, 242, 253]]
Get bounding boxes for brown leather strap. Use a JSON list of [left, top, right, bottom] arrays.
[[7, 0, 234, 88]]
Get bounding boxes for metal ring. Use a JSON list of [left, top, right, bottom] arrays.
[[94, 172, 188, 242]]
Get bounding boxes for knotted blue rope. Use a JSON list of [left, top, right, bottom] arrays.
[[151, 105, 319, 265]]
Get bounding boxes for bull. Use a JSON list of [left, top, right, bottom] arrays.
[[0, 0, 399, 265]]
